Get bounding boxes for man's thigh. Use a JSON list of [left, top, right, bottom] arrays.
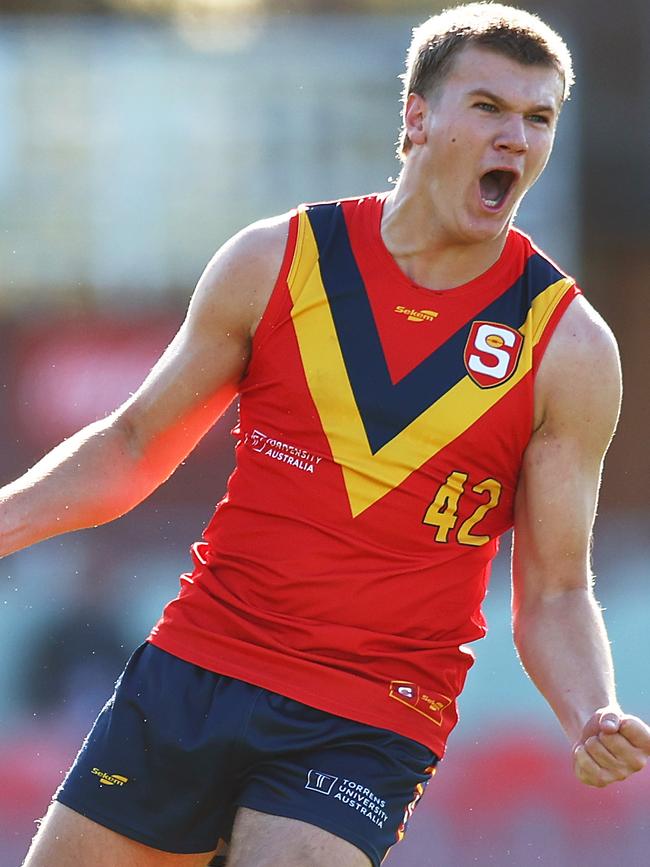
[[22, 802, 218, 867], [226, 807, 371, 867]]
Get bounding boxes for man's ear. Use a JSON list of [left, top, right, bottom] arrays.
[[403, 92, 429, 147]]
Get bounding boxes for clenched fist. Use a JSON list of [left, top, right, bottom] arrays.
[[573, 708, 650, 787]]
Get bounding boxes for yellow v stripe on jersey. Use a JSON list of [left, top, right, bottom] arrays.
[[288, 205, 574, 517]]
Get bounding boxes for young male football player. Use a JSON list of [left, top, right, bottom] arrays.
[[8, 4, 649, 866]]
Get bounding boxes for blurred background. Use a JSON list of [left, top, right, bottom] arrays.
[[0, 0, 648, 864]]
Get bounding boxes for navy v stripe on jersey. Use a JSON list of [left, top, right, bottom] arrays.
[[306, 202, 565, 454]]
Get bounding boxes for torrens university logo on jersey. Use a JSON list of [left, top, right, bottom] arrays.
[[389, 680, 452, 727], [394, 305, 438, 323], [246, 429, 322, 475], [464, 321, 524, 388]]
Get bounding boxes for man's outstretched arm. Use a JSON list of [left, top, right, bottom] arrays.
[[0, 216, 289, 558], [512, 295, 650, 787]]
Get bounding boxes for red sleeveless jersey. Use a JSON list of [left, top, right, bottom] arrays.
[[149, 194, 579, 756]]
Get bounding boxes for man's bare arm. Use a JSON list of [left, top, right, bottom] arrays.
[[0, 215, 289, 558], [512, 295, 650, 786]]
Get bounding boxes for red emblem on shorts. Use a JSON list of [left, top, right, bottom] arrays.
[[464, 321, 523, 388]]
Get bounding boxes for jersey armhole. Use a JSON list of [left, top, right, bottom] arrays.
[[532, 282, 582, 374], [249, 209, 301, 357]]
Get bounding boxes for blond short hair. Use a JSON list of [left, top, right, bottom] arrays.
[[398, 2, 574, 158]]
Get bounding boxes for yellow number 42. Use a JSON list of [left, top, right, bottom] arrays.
[[423, 471, 502, 547]]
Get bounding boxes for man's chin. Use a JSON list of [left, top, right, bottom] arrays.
[[458, 217, 512, 246]]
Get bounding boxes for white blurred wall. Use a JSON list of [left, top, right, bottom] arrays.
[[0, 14, 580, 307]]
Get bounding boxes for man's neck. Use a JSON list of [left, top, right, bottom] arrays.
[[381, 178, 510, 291]]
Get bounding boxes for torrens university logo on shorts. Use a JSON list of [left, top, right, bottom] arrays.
[[91, 767, 129, 787], [305, 771, 389, 828], [389, 680, 451, 727], [305, 770, 339, 795], [464, 321, 523, 388], [246, 429, 322, 475]]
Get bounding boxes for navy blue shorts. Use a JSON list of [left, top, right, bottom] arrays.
[[56, 643, 438, 866]]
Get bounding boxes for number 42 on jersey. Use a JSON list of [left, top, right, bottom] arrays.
[[423, 471, 502, 547]]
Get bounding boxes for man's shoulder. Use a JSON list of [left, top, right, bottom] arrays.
[[535, 293, 621, 436], [191, 212, 295, 341], [210, 211, 294, 297], [233, 210, 294, 259], [548, 294, 618, 364]]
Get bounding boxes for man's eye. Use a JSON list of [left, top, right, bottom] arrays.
[[528, 114, 550, 125], [475, 102, 497, 112]]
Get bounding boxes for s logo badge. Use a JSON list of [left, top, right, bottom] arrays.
[[390, 681, 419, 704], [464, 321, 523, 388]]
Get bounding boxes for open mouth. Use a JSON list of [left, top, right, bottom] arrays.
[[479, 169, 517, 210]]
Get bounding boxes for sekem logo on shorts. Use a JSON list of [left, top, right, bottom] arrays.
[[305, 769, 339, 795], [91, 767, 129, 787]]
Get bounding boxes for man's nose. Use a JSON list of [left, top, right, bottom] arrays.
[[494, 115, 529, 154]]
